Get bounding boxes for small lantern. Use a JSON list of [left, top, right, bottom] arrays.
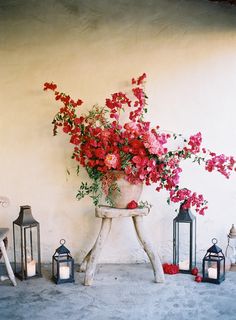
[[225, 224, 236, 269], [52, 239, 74, 284], [13, 205, 41, 280], [202, 238, 225, 284], [173, 203, 196, 273]]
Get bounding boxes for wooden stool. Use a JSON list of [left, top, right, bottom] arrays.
[[80, 206, 165, 286], [0, 228, 17, 286]]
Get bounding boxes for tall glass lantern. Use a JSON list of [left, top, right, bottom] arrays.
[[13, 205, 41, 280], [173, 203, 196, 273]]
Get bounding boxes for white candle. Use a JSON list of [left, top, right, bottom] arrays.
[[27, 260, 36, 277], [59, 266, 70, 279], [208, 267, 217, 279], [179, 260, 189, 270]]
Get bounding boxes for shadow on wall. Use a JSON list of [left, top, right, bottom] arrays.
[[0, 0, 236, 37]]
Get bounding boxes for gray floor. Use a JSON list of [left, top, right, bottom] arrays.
[[0, 263, 236, 320]]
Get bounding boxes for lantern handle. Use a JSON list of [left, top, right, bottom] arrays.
[[60, 239, 66, 245], [212, 238, 218, 244]]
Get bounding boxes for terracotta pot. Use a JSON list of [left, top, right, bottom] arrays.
[[109, 171, 143, 208]]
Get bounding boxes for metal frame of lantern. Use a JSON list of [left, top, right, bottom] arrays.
[[173, 203, 196, 274], [13, 205, 41, 280], [52, 239, 75, 284], [225, 224, 236, 269], [202, 238, 225, 284]]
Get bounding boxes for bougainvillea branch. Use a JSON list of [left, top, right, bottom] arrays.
[[43, 74, 236, 214]]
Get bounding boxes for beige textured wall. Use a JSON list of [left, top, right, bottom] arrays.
[[0, 0, 236, 263]]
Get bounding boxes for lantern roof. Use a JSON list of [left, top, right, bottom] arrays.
[[174, 203, 195, 222], [13, 205, 39, 226], [207, 238, 222, 254], [55, 239, 70, 254]]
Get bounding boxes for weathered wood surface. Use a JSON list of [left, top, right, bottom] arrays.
[[80, 206, 164, 285], [132, 216, 165, 283], [0, 232, 17, 286], [84, 218, 112, 286], [95, 206, 149, 218], [79, 248, 92, 273]]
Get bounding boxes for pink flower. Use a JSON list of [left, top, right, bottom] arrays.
[[143, 132, 164, 155], [186, 132, 202, 154], [104, 154, 119, 169], [124, 122, 140, 132]]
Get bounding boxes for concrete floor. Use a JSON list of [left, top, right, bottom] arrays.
[[0, 263, 236, 320]]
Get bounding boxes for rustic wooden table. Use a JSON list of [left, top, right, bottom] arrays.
[[79, 206, 165, 286]]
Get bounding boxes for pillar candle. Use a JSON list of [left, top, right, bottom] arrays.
[[59, 266, 70, 279], [27, 259, 36, 277], [208, 267, 217, 279]]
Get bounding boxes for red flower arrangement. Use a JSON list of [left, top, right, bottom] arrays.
[[162, 263, 179, 275], [43, 74, 236, 214]]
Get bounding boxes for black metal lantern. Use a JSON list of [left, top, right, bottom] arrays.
[[202, 238, 225, 284], [13, 205, 41, 280], [173, 203, 196, 273], [52, 239, 75, 284]]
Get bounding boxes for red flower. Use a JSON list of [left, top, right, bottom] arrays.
[[63, 125, 72, 134], [43, 82, 57, 91], [127, 200, 138, 209], [195, 275, 202, 283], [76, 99, 83, 106], [74, 117, 84, 125], [70, 135, 80, 145], [162, 263, 179, 275], [191, 267, 199, 276], [94, 149, 106, 159]]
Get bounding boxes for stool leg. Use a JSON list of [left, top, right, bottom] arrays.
[[84, 218, 112, 286], [79, 249, 92, 272], [0, 240, 17, 286], [132, 216, 165, 283]]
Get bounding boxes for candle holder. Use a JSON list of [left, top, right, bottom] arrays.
[[202, 238, 225, 284], [52, 239, 75, 284], [13, 205, 42, 280], [173, 203, 196, 273]]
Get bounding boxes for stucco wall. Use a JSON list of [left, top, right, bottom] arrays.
[[0, 0, 236, 264]]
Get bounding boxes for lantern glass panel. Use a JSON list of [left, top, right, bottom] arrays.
[[204, 258, 218, 280], [173, 218, 196, 272], [13, 224, 22, 274], [53, 256, 58, 278], [52, 253, 74, 283], [220, 259, 225, 278], [58, 259, 73, 280], [13, 225, 41, 279], [178, 223, 191, 270], [24, 226, 39, 261], [203, 256, 225, 283]]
